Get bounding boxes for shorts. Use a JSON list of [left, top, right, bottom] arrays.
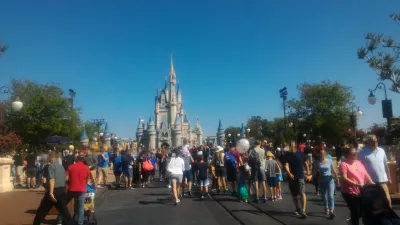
[[251, 168, 267, 182], [288, 178, 305, 196], [183, 170, 193, 182], [142, 170, 151, 181], [16, 166, 24, 175], [215, 166, 226, 177], [90, 170, 96, 180], [170, 174, 183, 183], [123, 168, 133, 178], [26, 167, 37, 178], [227, 167, 237, 182], [199, 178, 209, 187], [267, 177, 278, 187], [97, 167, 108, 181], [114, 170, 122, 177]]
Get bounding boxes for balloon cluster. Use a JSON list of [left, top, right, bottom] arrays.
[[236, 138, 250, 154]]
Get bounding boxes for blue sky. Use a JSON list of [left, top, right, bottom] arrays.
[[1, 0, 399, 138]]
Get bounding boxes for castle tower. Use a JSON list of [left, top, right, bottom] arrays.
[[173, 113, 182, 147], [155, 89, 159, 127], [216, 118, 225, 146], [195, 118, 203, 147], [80, 126, 89, 148], [136, 117, 144, 146], [177, 83, 182, 110], [168, 55, 177, 128], [240, 122, 246, 139], [148, 114, 156, 151], [188, 122, 192, 147]]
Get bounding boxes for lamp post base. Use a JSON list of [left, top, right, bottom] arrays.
[[0, 158, 14, 193]]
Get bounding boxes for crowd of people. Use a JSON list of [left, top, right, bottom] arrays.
[[15, 133, 398, 225]]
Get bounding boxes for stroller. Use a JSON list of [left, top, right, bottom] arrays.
[[361, 184, 400, 225], [72, 184, 97, 225]]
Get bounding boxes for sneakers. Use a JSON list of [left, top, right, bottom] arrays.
[[188, 191, 193, 196], [168, 185, 172, 189], [277, 195, 283, 200], [324, 207, 329, 215], [329, 212, 336, 219], [346, 219, 352, 225], [97, 185, 104, 188], [201, 195, 205, 199], [300, 211, 308, 219]]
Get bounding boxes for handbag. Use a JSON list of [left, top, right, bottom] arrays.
[[143, 160, 154, 171]]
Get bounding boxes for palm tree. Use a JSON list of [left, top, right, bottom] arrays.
[[0, 41, 8, 56]]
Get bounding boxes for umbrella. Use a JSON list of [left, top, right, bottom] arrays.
[[43, 136, 73, 145]]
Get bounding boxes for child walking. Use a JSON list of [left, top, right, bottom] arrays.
[[197, 156, 211, 199], [276, 161, 283, 200], [238, 165, 250, 202], [265, 151, 281, 201]]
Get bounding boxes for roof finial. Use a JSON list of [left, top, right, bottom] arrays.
[[170, 54, 176, 80]]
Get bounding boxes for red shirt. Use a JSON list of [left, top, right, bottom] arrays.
[[67, 161, 90, 192]]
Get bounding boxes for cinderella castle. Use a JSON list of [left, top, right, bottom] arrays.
[[136, 56, 204, 150]]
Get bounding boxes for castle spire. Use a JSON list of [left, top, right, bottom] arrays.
[[164, 77, 168, 90], [170, 54, 176, 81]]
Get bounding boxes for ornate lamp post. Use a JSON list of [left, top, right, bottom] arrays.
[[368, 82, 393, 144], [0, 86, 23, 112], [246, 128, 251, 138], [349, 104, 363, 143]]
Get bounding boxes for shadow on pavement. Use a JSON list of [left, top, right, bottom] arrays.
[[25, 209, 37, 214], [231, 209, 265, 216], [143, 193, 171, 196]]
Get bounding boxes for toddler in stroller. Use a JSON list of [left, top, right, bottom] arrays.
[[362, 184, 400, 225], [72, 184, 97, 225]]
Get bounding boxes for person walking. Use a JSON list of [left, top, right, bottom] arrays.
[[25, 151, 37, 189], [33, 152, 74, 225], [197, 155, 211, 199], [182, 148, 194, 196], [358, 135, 392, 208], [84, 148, 98, 185], [167, 149, 185, 205], [96, 148, 109, 188], [122, 149, 135, 189], [250, 140, 267, 203], [311, 148, 340, 219], [340, 146, 374, 225], [111, 148, 123, 189], [284, 141, 311, 219], [265, 151, 281, 201], [213, 146, 228, 193]]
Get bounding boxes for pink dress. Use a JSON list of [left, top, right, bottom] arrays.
[[339, 160, 367, 195]]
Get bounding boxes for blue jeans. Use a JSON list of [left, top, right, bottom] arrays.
[[319, 176, 335, 210], [57, 192, 85, 225]]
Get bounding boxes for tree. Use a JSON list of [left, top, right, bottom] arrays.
[[246, 116, 264, 140], [5, 80, 82, 149], [84, 121, 98, 142], [358, 13, 400, 93], [0, 41, 8, 56], [287, 80, 354, 145], [369, 123, 386, 142], [224, 126, 241, 139]]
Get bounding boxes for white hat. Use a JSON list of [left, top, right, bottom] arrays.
[[197, 150, 203, 156], [216, 146, 224, 152]]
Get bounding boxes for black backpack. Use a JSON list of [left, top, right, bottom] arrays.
[[248, 148, 261, 168]]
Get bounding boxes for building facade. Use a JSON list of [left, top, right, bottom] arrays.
[[136, 56, 203, 150]]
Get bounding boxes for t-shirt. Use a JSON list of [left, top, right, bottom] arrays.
[[316, 158, 333, 177], [112, 155, 123, 172], [13, 154, 23, 166], [67, 161, 90, 192], [97, 153, 109, 168], [285, 151, 307, 179], [26, 154, 36, 168], [265, 159, 280, 178], [358, 147, 388, 183], [197, 162, 208, 180], [183, 155, 192, 171], [167, 157, 185, 175], [254, 147, 266, 169], [339, 160, 368, 195], [122, 154, 134, 171], [48, 161, 66, 189]]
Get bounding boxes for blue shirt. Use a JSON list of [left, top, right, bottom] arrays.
[[112, 154, 123, 172], [150, 156, 157, 166], [358, 146, 388, 183], [97, 153, 109, 168], [316, 158, 333, 176]]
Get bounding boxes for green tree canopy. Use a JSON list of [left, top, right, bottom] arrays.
[[224, 126, 241, 139], [358, 13, 400, 93], [5, 80, 81, 149], [84, 121, 98, 142], [287, 80, 354, 145]]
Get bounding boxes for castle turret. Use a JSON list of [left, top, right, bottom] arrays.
[[177, 83, 182, 110], [173, 113, 182, 147], [80, 126, 89, 148], [240, 122, 246, 139], [136, 117, 144, 146], [195, 118, 203, 147], [168, 55, 177, 128], [188, 121, 192, 147], [216, 118, 225, 146], [148, 114, 156, 152]]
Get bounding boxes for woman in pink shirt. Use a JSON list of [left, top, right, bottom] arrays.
[[340, 146, 374, 225]]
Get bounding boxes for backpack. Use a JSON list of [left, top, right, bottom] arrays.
[[248, 148, 261, 169]]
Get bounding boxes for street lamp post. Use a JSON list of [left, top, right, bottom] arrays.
[[289, 121, 298, 146], [279, 87, 288, 141], [368, 82, 393, 144], [349, 104, 363, 143], [0, 86, 23, 112], [246, 128, 251, 138]]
